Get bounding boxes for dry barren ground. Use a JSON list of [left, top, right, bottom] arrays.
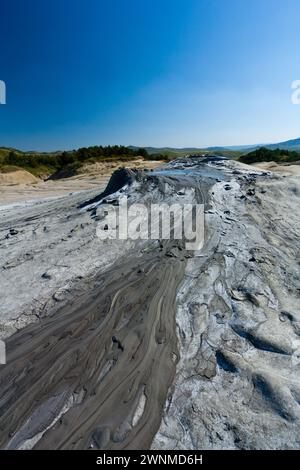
[[0, 159, 162, 205], [0, 156, 299, 449], [252, 161, 300, 176]]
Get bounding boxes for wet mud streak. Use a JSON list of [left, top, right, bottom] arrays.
[[0, 155, 218, 449], [0, 248, 185, 449]]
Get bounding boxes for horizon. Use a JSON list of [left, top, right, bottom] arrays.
[[1, 133, 300, 154], [1, 0, 300, 150], [1, 1, 300, 455]]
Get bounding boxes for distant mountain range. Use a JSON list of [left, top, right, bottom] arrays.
[[130, 137, 300, 154], [2, 137, 300, 160], [262, 137, 300, 151], [222, 136, 300, 152]]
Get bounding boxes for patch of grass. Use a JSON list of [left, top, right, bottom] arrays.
[[0, 164, 25, 173], [0, 146, 152, 179], [0, 144, 241, 180], [22, 165, 56, 178]]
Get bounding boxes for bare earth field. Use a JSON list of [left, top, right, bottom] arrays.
[[0, 159, 162, 205], [0, 157, 300, 449], [252, 161, 300, 176]]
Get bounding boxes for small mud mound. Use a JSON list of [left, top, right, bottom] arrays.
[[79, 168, 143, 208], [0, 169, 39, 185], [47, 163, 82, 180]]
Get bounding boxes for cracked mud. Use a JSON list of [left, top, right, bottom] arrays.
[[0, 156, 300, 449]]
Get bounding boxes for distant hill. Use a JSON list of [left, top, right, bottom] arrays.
[[0, 145, 161, 179], [239, 147, 300, 165], [200, 138, 300, 152], [208, 137, 300, 152], [129, 144, 265, 153], [2, 138, 300, 179], [128, 145, 242, 159], [0, 147, 22, 157], [131, 137, 300, 154], [266, 137, 300, 151], [0, 147, 62, 158]]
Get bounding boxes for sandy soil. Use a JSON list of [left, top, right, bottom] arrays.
[[78, 158, 161, 175], [0, 169, 39, 186], [0, 159, 162, 205], [252, 160, 300, 175]]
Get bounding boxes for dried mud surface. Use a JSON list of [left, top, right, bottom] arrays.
[[0, 156, 300, 449]]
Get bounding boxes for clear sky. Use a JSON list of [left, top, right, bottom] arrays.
[[0, 0, 300, 151]]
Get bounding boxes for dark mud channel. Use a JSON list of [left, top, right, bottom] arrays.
[[0, 156, 225, 449]]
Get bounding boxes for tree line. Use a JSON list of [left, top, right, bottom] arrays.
[[0, 145, 156, 175]]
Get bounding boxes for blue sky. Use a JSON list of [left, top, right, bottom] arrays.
[[0, 0, 300, 151]]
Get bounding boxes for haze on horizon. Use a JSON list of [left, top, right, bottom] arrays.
[[1, 0, 300, 152]]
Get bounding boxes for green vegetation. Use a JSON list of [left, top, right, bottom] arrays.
[[0, 146, 158, 179], [239, 147, 300, 165], [0, 164, 24, 173], [129, 146, 242, 160], [0, 143, 243, 180]]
